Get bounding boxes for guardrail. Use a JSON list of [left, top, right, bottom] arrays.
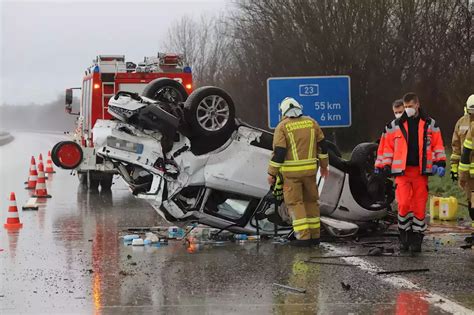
[[0, 131, 14, 146]]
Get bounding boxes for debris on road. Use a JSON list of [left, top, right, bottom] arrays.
[[123, 234, 140, 242], [22, 197, 39, 211], [377, 268, 430, 275], [145, 232, 159, 243], [367, 247, 383, 256], [355, 240, 393, 245], [304, 260, 359, 267], [272, 283, 306, 294], [341, 282, 351, 291], [131, 238, 144, 246], [168, 226, 185, 239]]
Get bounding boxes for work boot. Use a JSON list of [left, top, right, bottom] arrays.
[[311, 238, 320, 247], [289, 239, 312, 247], [409, 232, 424, 253], [399, 229, 410, 252]]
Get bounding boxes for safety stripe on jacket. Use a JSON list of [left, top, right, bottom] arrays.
[[450, 153, 461, 160], [308, 128, 315, 159], [281, 164, 317, 172], [288, 132, 299, 160]]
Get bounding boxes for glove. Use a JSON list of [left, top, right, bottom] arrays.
[[382, 165, 391, 176], [432, 164, 438, 174], [272, 174, 284, 201], [374, 168, 380, 174], [451, 171, 458, 182], [436, 166, 445, 177]]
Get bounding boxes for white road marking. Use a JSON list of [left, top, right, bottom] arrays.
[[324, 244, 474, 315]]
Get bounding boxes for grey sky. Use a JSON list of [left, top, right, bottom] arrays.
[[0, 0, 228, 105]]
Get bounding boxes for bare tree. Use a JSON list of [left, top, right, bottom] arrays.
[[164, 0, 473, 148]]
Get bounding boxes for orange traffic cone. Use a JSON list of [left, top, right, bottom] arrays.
[[45, 151, 55, 173], [4, 192, 23, 229], [38, 153, 48, 180], [25, 156, 38, 190], [33, 162, 51, 198]]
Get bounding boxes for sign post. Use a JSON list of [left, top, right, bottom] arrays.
[[267, 76, 351, 129]]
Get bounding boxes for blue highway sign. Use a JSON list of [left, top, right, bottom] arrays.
[[267, 76, 351, 128]]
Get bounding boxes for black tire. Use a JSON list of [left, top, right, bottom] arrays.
[[89, 178, 100, 191], [349, 142, 384, 209], [100, 174, 113, 191], [142, 78, 188, 103], [78, 172, 88, 186], [51, 141, 83, 169], [350, 142, 378, 183], [326, 140, 342, 158]]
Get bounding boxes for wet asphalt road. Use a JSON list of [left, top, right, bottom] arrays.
[[0, 132, 473, 315]]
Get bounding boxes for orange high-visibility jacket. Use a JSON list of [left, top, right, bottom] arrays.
[[382, 111, 446, 176], [375, 123, 391, 170]]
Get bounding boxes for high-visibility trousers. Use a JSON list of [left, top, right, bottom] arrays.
[[283, 175, 320, 240], [462, 179, 474, 228], [395, 166, 428, 233]]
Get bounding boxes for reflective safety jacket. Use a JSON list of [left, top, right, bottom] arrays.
[[451, 114, 472, 173], [382, 111, 446, 176], [459, 121, 474, 178], [375, 123, 391, 170], [268, 116, 328, 178]]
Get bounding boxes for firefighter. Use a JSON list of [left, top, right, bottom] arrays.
[[450, 96, 474, 183], [267, 97, 329, 247], [457, 94, 474, 242], [382, 92, 446, 252]]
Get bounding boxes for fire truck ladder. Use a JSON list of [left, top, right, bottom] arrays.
[[102, 81, 115, 118]]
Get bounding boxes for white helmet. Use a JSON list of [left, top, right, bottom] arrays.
[[467, 94, 474, 114], [279, 97, 303, 117]]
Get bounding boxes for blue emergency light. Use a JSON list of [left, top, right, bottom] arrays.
[[183, 66, 192, 73]]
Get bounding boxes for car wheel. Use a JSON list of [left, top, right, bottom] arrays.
[[326, 140, 342, 158], [142, 78, 188, 103], [350, 142, 378, 184], [100, 174, 113, 191], [184, 86, 236, 138], [89, 178, 100, 191], [78, 172, 88, 186]]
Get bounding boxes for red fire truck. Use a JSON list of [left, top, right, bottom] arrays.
[[59, 53, 193, 190]]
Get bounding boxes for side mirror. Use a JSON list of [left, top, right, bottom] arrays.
[[64, 88, 80, 115], [65, 88, 73, 105]]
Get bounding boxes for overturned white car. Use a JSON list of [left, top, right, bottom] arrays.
[[52, 79, 395, 237]]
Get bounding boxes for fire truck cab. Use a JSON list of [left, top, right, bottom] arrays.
[[60, 53, 193, 190]]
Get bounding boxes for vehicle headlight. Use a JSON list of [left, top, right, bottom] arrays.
[[106, 136, 143, 154]]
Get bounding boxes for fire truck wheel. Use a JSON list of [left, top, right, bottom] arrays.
[[89, 179, 100, 191], [184, 86, 236, 139], [142, 78, 188, 103], [52, 141, 83, 170], [100, 174, 113, 191], [78, 172, 88, 186]]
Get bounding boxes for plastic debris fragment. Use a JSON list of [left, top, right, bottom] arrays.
[[123, 234, 140, 241], [131, 238, 144, 246]]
